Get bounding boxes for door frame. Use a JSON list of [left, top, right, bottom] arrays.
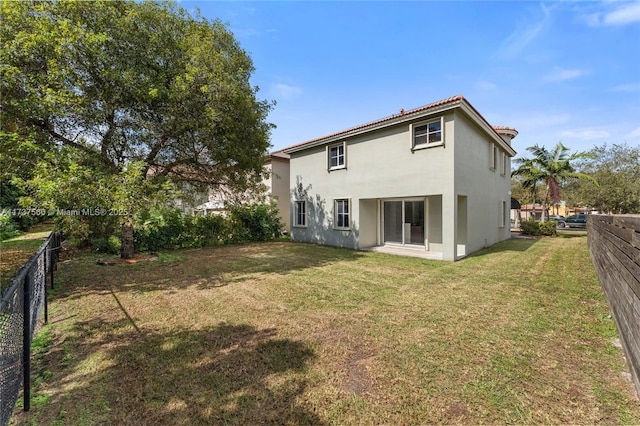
[[379, 197, 428, 248]]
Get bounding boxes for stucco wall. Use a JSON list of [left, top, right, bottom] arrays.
[[268, 158, 291, 231], [453, 111, 512, 253]]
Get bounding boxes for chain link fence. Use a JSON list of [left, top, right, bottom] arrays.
[[0, 232, 61, 425]]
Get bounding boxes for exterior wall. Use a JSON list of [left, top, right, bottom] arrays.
[[267, 158, 291, 231], [289, 107, 513, 260], [290, 113, 456, 253], [452, 111, 512, 254]]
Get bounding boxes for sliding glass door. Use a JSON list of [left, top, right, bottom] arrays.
[[382, 199, 425, 246]]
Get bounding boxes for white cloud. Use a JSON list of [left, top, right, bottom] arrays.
[[272, 83, 303, 100], [624, 126, 640, 140], [476, 80, 497, 91], [499, 3, 556, 58], [543, 68, 589, 83], [583, 1, 640, 27], [610, 82, 640, 92], [560, 129, 610, 140]]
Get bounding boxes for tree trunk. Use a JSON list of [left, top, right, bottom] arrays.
[[120, 218, 135, 259]]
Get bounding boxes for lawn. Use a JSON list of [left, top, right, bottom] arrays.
[[12, 232, 640, 425], [0, 224, 53, 293]]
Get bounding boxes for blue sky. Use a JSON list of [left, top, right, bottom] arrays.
[[181, 1, 640, 158]]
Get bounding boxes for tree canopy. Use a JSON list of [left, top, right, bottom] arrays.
[[564, 143, 640, 214], [1, 0, 274, 256], [512, 142, 598, 220]]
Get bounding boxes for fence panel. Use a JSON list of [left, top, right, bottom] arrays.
[[0, 232, 61, 425]]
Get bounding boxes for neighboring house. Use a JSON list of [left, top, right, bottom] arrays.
[[283, 95, 518, 261], [263, 150, 291, 232], [192, 150, 291, 232]]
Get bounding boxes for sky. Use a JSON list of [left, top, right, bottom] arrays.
[[181, 0, 640, 158]]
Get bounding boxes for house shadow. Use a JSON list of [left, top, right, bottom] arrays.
[[460, 236, 540, 260], [22, 322, 323, 425]]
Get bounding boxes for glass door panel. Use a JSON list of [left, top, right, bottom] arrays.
[[383, 201, 403, 244], [404, 201, 424, 245]]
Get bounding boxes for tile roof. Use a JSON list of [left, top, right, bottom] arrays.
[[283, 95, 465, 153], [281, 95, 517, 156]]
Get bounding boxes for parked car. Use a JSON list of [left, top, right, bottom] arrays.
[[564, 214, 588, 228], [547, 215, 566, 228]]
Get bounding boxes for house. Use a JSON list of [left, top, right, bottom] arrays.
[[192, 150, 291, 232], [283, 95, 517, 261], [263, 150, 291, 232]]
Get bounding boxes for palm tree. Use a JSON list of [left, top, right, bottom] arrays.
[[512, 142, 598, 222]]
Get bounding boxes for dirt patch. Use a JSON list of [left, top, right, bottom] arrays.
[[96, 253, 159, 266]]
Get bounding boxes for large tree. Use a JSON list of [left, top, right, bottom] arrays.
[[565, 143, 640, 214], [1, 0, 274, 257], [512, 143, 597, 221]]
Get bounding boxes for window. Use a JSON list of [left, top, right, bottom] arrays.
[[328, 143, 345, 170], [490, 144, 497, 170], [294, 201, 306, 227], [500, 200, 507, 228], [500, 152, 507, 176], [334, 199, 350, 229], [412, 118, 442, 149]]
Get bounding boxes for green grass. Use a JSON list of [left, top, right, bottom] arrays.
[[12, 232, 640, 425], [0, 226, 53, 293]]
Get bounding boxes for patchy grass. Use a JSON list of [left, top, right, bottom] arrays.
[[0, 224, 53, 293], [12, 235, 640, 425]]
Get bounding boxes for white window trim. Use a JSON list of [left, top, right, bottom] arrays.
[[410, 117, 444, 151], [293, 200, 307, 228], [333, 198, 351, 230], [499, 200, 507, 228], [490, 144, 497, 170], [500, 152, 507, 176], [327, 142, 346, 171]]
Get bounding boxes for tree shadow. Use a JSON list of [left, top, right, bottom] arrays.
[[21, 322, 322, 425], [461, 237, 540, 260], [53, 238, 365, 300]]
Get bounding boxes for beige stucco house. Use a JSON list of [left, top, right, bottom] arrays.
[[283, 95, 517, 261], [193, 150, 291, 232], [263, 150, 291, 232]]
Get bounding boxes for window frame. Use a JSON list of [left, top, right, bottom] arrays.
[[490, 144, 497, 170], [500, 152, 507, 176], [327, 142, 346, 171], [500, 200, 507, 228], [410, 117, 444, 150], [294, 200, 307, 228], [333, 198, 351, 230]]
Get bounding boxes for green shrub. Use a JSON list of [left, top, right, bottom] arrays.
[[520, 220, 557, 236], [228, 203, 283, 243]]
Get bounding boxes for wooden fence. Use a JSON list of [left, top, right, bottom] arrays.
[[587, 215, 640, 397]]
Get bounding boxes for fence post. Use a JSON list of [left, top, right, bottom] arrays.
[[44, 248, 48, 325], [22, 271, 31, 412]]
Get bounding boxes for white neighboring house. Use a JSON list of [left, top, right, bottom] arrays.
[[283, 95, 517, 261], [193, 150, 291, 232]]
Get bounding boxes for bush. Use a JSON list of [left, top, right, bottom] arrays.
[[0, 212, 21, 240], [228, 203, 283, 243], [520, 220, 557, 236]]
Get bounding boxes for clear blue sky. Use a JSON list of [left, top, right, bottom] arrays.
[[181, 1, 640, 158]]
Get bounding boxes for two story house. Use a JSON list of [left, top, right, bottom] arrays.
[[283, 95, 517, 261]]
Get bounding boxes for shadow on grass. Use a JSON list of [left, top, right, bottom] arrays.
[[25, 322, 321, 425], [462, 237, 540, 260], [54, 241, 365, 301]]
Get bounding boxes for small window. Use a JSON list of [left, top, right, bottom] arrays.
[[500, 200, 507, 228], [334, 199, 350, 230], [328, 143, 345, 170], [490, 144, 497, 170], [501, 152, 507, 176], [412, 118, 442, 148], [294, 201, 306, 227]]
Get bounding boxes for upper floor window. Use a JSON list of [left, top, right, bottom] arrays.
[[328, 142, 346, 170], [490, 144, 497, 170], [334, 199, 350, 230], [500, 152, 507, 176], [294, 201, 306, 227], [411, 118, 443, 150]]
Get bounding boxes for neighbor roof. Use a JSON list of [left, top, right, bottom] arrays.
[[283, 95, 517, 156]]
